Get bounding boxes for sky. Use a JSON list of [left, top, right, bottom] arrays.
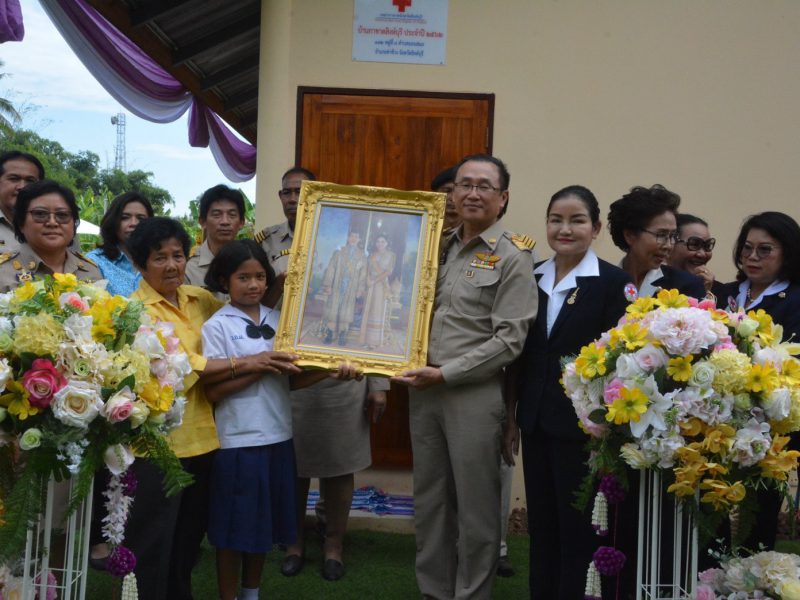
[[1, 0, 257, 217]]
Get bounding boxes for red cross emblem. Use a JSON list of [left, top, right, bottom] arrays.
[[393, 0, 412, 12]]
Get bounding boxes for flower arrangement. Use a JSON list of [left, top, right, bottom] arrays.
[[564, 289, 800, 515], [0, 274, 192, 578], [696, 550, 800, 600], [563, 289, 800, 597]]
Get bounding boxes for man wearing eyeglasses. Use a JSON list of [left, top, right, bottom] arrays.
[[667, 213, 726, 300], [0, 151, 45, 253], [393, 154, 537, 600]]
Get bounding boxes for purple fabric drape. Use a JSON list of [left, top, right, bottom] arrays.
[[41, 0, 256, 180], [0, 0, 24, 43]]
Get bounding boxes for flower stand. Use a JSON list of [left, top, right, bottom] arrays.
[[20, 476, 93, 600], [636, 469, 698, 600]]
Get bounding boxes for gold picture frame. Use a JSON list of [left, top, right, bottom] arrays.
[[274, 181, 445, 376]]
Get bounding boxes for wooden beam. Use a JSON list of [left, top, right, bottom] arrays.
[[129, 0, 195, 28], [84, 0, 257, 145], [224, 88, 259, 111], [172, 7, 260, 66], [200, 56, 259, 91]]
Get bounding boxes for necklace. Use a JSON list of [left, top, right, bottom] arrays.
[[746, 286, 753, 308]]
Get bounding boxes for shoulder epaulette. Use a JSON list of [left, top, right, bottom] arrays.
[[73, 251, 97, 267], [188, 245, 199, 258], [509, 233, 535, 251], [0, 251, 16, 266], [254, 228, 267, 244]]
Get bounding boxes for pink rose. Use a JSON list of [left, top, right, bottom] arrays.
[[698, 568, 722, 585], [59, 292, 89, 312], [694, 583, 716, 600], [22, 359, 67, 409], [603, 378, 624, 405], [102, 387, 135, 423]]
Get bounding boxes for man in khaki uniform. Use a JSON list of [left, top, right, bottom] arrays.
[[0, 151, 45, 253], [394, 155, 537, 600], [184, 184, 245, 296]]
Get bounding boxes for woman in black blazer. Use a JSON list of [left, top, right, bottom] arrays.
[[717, 211, 800, 552], [607, 185, 705, 300], [504, 186, 632, 599]]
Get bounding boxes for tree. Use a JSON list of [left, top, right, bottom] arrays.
[[97, 168, 173, 214], [0, 60, 21, 138]]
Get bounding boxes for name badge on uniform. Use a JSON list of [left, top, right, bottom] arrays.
[[469, 253, 501, 270]]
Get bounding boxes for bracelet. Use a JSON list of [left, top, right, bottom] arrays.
[[229, 356, 237, 379]]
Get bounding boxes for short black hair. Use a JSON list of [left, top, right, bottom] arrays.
[[431, 166, 456, 191], [13, 180, 79, 244], [607, 184, 681, 252], [733, 211, 800, 284], [0, 151, 45, 180], [127, 217, 191, 270], [204, 239, 275, 293], [97, 192, 155, 260], [548, 185, 601, 225], [281, 167, 316, 182], [676, 213, 709, 231], [198, 185, 245, 221], [454, 154, 511, 217]]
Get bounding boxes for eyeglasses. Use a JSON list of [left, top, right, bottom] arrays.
[[640, 228, 679, 246], [28, 209, 73, 224], [741, 243, 776, 259], [453, 182, 503, 195], [278, 187, 302, 199], [676, 236, 716, 252]]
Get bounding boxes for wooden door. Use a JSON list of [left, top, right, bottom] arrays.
[[297, 87, 494, 467]]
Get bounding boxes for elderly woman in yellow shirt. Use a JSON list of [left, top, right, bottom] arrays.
[[125, 217, 300, 600]]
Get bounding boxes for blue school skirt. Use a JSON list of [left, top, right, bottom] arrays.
[[208, 440, 297, 553]]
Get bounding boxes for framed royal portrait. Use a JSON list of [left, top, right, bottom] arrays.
[[274, 181, 445, 376]]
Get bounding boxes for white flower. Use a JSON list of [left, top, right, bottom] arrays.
[[736, 317, 760, 338], [0, 317, 12, 334], [133, 327, 166, 358], [633, 344, 669, 373], [129, 400, 150, 428], [647, 307, 726, 355], [620, 442, 654, 469], [639, 429, 685, 468], [0, 357, 12, 393], [731, 418, 771, 467], [615, 353, 645, 379], [0, 292, 13, 311], [104, 444, 134, 476], [51, 381, 103, 429], [629, 377, 672, 438], [163, 394, 186, 430], [62, 314, 94, 343], [763, 388, 792, 422], [688, 361, 716, 389]]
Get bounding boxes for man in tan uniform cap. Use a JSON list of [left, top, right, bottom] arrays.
[[394, 154, 537, 600]]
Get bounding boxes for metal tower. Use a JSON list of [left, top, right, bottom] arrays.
[[110, 113, 126, 172]]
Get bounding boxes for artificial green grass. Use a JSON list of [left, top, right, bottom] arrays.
[[88, 530, 531, 599]]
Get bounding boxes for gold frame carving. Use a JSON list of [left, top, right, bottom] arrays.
[[274, 181, 445, 376]]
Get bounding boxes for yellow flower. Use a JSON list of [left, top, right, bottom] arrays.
[[759, 435, 800, 481], [708, 309, 730, 324], [574, 343, 607, 378], [89, 295, 128, 341], [0, 381, 40, 420], [139, 379, 174, 413], [605, 387, 648, 425], [781, 579, 800, 600], [708, 349, 751, 395], [625, 297, 657, 319], [12, 313, 64, 357], [747, 309, 776, 346], [655, 288, 690, 309], [13, 281, 38, 303], [745, 363, 779, 394], [614, 322, 649, 351], [679, 417, 705, 437], [667, 479, 697, 497], [781, 358, 800, 387], [667, 356, 694, 382], [53, 272, 79, 291], [700, 424, 736, 456], [700, 479, 746, 511]]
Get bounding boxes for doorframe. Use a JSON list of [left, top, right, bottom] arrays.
[[295, 86, 495, 165]]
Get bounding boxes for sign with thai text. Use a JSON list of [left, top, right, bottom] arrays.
[[353, 0, 448, 65]]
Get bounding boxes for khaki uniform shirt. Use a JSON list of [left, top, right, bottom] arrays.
[[184, 240, 228, 301], [0, 217, 20, 254], [0, 243, 103, 293], [430, 220, 538, 386], [255, 221, 293, 273]]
